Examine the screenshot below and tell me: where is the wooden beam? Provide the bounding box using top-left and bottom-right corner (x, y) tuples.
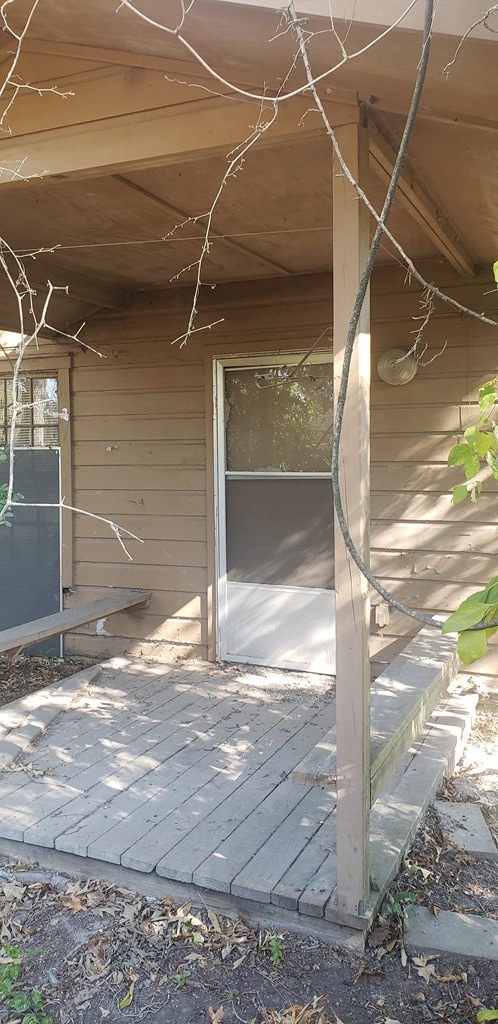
(333, 122), (371, 919)
(0, 95), (354, 189)
(25, 260), (127, 309)
(5, 65), (224, 136)
(367, 112), (477, 276)
(112, 174), (293, 277)
(21, 38), (258, 89)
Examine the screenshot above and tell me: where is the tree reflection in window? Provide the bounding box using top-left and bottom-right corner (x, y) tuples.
(225, 364), (333, 473)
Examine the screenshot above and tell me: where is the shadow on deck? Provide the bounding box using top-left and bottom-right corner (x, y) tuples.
(0, 656), (476, 943)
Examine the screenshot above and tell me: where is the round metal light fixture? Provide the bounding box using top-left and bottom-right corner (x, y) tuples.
(377, 348), (418, 386)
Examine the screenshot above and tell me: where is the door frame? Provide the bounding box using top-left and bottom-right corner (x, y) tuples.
(213, 351), (334, 668)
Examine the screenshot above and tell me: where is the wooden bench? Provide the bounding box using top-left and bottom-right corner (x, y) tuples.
(0, 589), (152, 661)
(292, 622), (459, 807)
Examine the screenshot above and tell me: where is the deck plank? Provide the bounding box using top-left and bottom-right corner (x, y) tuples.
(160, 705), (333, 885)
(31, 687), (249, 852)
(119, 694), (305, 872)
(292, 626), (458, 803)
(192, 745), (327, 896)
(28, 670), (228, 779)
(231, 787), (336, 904)
(58, 688), (274, 861)
(271, 816), (337, 911)
(298, 849), (338, 918)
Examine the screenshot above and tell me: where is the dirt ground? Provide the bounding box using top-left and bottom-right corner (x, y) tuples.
(0, 655), (496, 1024)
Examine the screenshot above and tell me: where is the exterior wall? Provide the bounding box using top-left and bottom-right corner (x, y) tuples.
(370, 266), (498, 682)
(2, 266), (497, 677)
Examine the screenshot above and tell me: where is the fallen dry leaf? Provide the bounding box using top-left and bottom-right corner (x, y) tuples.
(208, 1008), (224, 1024)
(118, 981), (135, 1009)
(412, 954), (438, 984)
(434, 971), (467, 983)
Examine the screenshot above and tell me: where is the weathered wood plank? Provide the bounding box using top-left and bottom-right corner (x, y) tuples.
(84, 700), (260, 868)
(74, 465), (206, 492)
(65, 588), (204, 619)
(333, 121), (371, 917)
(298, 849), (338, 918)
(270, 819), (336, 912)
(292, 727), (337, 787)
(26, 684), (239, 851)
(292, 626), (459, 806)
(0, 590), (151, 656)
(156, 702), (328, 884)
(72, 416), (205, 443)
(24, 671), (241, 847)
(231, 786), (335, 904)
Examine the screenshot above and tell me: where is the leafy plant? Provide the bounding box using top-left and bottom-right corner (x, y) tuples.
(257, 931), (285, 966)
(174, 968), (189, 989)
(448, 379), (498, 506)
(380, 888), (418, 927)
(445, 376), (498, 663)
(0, 942), (53, 1023)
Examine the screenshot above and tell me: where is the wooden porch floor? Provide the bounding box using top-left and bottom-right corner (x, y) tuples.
(0, 659), (340, 920)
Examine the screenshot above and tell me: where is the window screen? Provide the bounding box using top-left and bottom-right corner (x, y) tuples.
(225, 364), (333, 473)
(0, 377), (58, 447)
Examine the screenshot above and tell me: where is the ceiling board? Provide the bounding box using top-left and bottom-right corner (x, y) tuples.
(0, 129), (441, 297)
(5, 0), (495, 127)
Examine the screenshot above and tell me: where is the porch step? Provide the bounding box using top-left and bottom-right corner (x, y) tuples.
(0, 589), (151, 660)
(325, 688), (478, 930)
(292, 623), (459, 807)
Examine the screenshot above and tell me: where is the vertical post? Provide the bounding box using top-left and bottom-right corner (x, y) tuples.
(333, 122), (371, 918)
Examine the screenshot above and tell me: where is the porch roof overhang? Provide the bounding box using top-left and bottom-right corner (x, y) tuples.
(0, 0), (495, 331)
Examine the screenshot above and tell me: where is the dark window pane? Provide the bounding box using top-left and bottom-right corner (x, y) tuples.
(226, 478), (334, 588)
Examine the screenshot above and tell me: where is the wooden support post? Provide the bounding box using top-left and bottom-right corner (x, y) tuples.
(333, 122), (371, 918)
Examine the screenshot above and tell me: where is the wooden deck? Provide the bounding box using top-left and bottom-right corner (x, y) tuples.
(0, 655), (475, 934)
(0, 659), (339, 917)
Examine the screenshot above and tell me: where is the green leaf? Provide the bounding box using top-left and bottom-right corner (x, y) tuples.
(457, 628), (488, 665)
(475, 431), (493, 457)
(486, 451), (498, 479)
(448, 440), (482, 473)
(482, 577), (498, 602)
(479, 379), (498, 412)
(448, 443), (472, 467)
(477, 1009), (498, 1022)
(442, 602), (490, 634)
(493, 260), (498, 285)
(6, 990), (30, 1011)
(452, 484), (468, 504)
(464, 425), (480, 444)
(479, 380), (497, 413)
(463, 451), (480, 479)
(118, 981), (135, 1009)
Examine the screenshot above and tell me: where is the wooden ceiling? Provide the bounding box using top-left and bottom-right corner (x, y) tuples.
(0, 0), (496, 331)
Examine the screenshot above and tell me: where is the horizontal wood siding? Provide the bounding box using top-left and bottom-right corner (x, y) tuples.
(370, 270), (498, 678)
(4, 266), (497, 674)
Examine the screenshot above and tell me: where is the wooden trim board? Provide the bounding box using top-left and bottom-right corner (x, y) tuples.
(292, 624), (459, 807)
(0, 589), (151, 659)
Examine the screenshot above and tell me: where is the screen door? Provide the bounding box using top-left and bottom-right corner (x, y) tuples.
(215, 357), (335, 674)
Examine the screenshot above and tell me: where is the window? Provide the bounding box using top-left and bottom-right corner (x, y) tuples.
(0, 377), (59, 448)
